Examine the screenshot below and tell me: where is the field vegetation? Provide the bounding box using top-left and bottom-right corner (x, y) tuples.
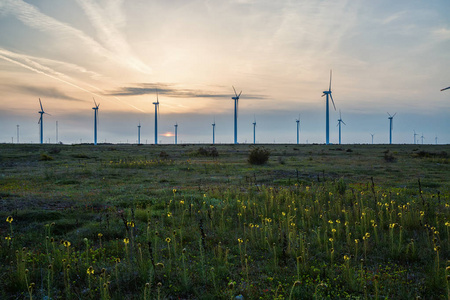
(0, 143), (449, 299)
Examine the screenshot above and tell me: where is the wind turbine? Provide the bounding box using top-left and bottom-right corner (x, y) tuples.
(252, 116), (256, 144)
(413, 130), (418, 145)
(337, 110), (346, 145)
(296, 115), (300, 145)
(92, 98), (100, 145)
(387, 112), (396, 144)
(212, 118), (216, 144)
(435, 135), (438, 145)
(38, 98), (50, 144)
(174, 122), (178, 145)
(322, 70), (336, 145)
(17, 125), (19, 144)
(153, 90), (160, 145)
(441, 86), (450, 91)
(137, 122), (141, 144)
(421, 133), (424, 145)
(231, 86), (242, 144)
(56, 121), (58, 144)
(370, 133), (374, 144)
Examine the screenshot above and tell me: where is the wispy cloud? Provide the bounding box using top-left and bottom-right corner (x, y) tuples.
(0, 48), (103, 97)
(1, 0), (151, 74)
(433, 27), (450, 41)
(107, 83), (267, 100)
(75, 0), (152, 74)
(380, 11), (406, 25)
(12, 85), (83, 102)
(0, 48), (146, 112)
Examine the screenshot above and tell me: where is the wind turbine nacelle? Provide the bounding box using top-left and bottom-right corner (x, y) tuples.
(232, 97), (238, 100)
(153, 102), (158, 105)
(323, 91), (331, 95)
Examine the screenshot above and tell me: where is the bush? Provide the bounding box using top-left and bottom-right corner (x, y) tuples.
(248, 147), (270, 165)
(39, 153), (54, 161)
(383, 150), (396, 163)
(159, 151), (170, 159)
(196, 147), (218, 157)
(48, 147), (61, 154)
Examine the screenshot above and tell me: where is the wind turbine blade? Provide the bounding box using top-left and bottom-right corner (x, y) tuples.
(330, 93), (336, 110)
(233, 86), (238, 97)
(392, 112), (397, 118)
(93, 97), (97, 107)
(339, 110), (342, 119)
(238, 90), (242, 98)
(329, 69), (332, 91)
(45, 113), (52, 116)
(387, 112), (392, 117)
(39, 98), (43, 111)
(342, 120), (346, 125)
(441, 86), (450, 91)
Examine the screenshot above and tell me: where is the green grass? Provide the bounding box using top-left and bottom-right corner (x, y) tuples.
(0, 143), (449, 299)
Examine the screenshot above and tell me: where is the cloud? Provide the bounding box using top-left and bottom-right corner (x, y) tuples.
(107, 83), (267, 100)
(433, 27), (450, 41)
(12, 85), (83, 102)
(75, 0), (152, 74)
(1, 0), (151, 74)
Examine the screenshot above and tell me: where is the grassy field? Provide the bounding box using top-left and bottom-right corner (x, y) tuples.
(0, 143), (449, 299)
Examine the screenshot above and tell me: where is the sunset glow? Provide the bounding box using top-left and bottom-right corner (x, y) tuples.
(0, 0), (448, 144)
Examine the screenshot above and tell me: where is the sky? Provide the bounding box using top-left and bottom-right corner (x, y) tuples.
(0, 0), (449, 145)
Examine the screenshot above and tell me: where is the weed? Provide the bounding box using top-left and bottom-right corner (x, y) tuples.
(248, 147), (270, 165)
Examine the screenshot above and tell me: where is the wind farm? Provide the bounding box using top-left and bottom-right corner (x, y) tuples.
(0, 1), (449, 299)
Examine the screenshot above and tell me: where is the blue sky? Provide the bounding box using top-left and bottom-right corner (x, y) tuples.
(0, 0), (449, 144)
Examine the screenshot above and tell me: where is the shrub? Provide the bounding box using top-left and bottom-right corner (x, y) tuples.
(39, 153), (54, 161)
(159, 151), (170, 159)
(48, 147), (61, 154)
(196, 147), (218, 157)
(248, 147), (270, 165)
(383, 150), (396, 163)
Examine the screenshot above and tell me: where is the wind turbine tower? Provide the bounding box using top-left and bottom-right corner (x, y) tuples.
(174, 123), (178, 145)
(296, 115), (300, 145)
(56, 121), (58, 144)
(38, 98), (50, 144)
(421, 133), (424, 145)
(435, 135), (438, 145)
(370, 133), (374, 144)
(252, 117), (256, 144)
(413, 130), (418, 145)
(17, 125), (19, 144)
(92, 98), (100, 145)
(231, 86), (242, 144)
(337, 110), (346, 145)
(212, 118), (216, 144)
(322, 70), (336, 145)
(153, 91), (160, 145)
(137, 122), (141, 144)
(387, 112), (396, 144)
